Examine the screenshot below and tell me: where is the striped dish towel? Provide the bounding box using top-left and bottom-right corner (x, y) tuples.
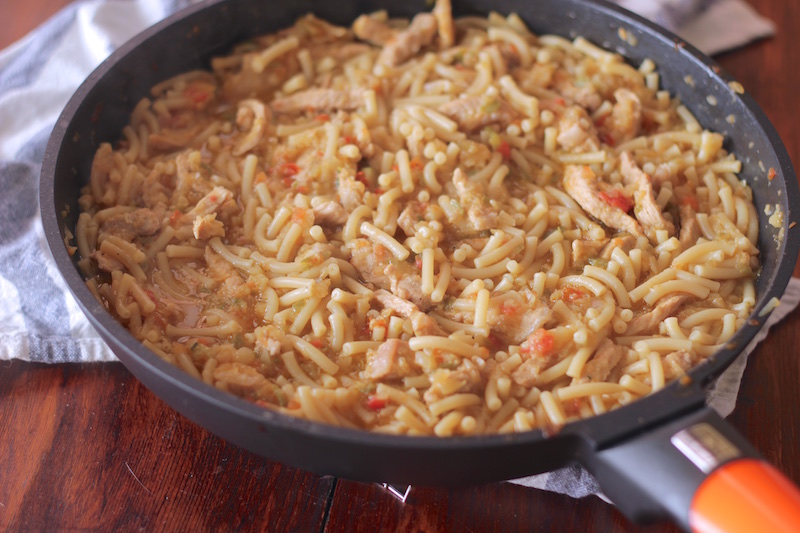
(0, 0), (786, 498)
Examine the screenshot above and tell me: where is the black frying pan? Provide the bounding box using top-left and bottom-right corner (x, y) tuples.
(39, 0), (800, 530)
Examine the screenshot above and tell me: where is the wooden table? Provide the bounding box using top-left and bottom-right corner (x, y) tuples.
(2, 1), (799, 531)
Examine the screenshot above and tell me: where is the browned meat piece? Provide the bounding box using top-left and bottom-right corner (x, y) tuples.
(620, 152), (675, 240)
(512, 350), (559, 387)
(601, 89), (642, 145)
(452, 168), (500, 231)
(433, 0), (455, 48)
(373, 289), (447, 336)
(312, 200), (349, 227)
(352, 14), (396, 45)
(438, 95), (518, 132)
(563, 165), (643, 236)
(626, 295), (691, 336)
(486, 294), (553, 345)
(664, 349), (694, 379)
(553, 70), (602, 111)
(270, 88), (365, 114)
(148, 127), (199, 152)
(580, 339), (624, 382)
(397, 202), (426, 236)
(572, 238), (609, 267)
(378, 13), (438, 67)
(193, 213), (225, 240)
(100, 208), (161, 241)
(679, 203), (700, 249)
(600, 234), (638, 260)
(364, 339), (414, 380)
(350, 240), (431, 310)
(557, 106), (600, 152)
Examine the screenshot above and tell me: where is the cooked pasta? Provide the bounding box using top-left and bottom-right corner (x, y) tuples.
(73, 1), (762, 436)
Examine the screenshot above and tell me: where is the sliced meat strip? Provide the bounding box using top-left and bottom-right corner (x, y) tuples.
(579, 339), (624, 382)
(307, 43), (372, 61)
(626, 294), (691, 336)
(563, 165), (643, 236)
(663, 349), (694, 379)
(620, 151), (675, 239)
(352, 14), (396, 46)
(193, 213), (225, 240)
(101, 208), (161, 241)
(601, 89), (642, 145)
(438, 95), (517, 132)
(452, 168), (499, 231)
(553, 71), (602, 111)
(312, 200), (348, 227)
(556, 106), (600, 152)
(511, 350), (558, 387)
(349, 240), (431, 310)
(378, 13), (438, 67)
(373, 289), (446, 336)
(396, 201), (426, 237)
(271, 88), (365, 114)
(364, 339), (414, 380)
(336, 173), (366, 211)
(189, 186), (234, 217)
(679, 203), (700, 249)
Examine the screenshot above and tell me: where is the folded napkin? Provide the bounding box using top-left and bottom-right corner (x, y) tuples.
(0, 0), (787, 498)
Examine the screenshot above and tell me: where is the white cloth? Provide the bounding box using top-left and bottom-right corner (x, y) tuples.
(0, 0), (788, 498)
(618, 0), (775, 55)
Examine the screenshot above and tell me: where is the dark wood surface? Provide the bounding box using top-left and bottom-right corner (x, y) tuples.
(2, 1), (799, 532)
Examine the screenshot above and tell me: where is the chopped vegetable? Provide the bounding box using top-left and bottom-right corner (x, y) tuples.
(366, 395), (388, 410)
(599, 190), (633, 212)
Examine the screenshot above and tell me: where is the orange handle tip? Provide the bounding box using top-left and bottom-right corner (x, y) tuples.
(690, 459), (800, 533)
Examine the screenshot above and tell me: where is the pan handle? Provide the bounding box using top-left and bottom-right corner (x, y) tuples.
(581, 406), (800, 531)
(689, 458), (800, 533)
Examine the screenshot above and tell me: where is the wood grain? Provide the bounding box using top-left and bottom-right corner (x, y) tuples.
(1, 1), (798, 532)
(0, 0), (74, 49)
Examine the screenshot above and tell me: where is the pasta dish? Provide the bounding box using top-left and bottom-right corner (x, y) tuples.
(72, 1), (761, 436)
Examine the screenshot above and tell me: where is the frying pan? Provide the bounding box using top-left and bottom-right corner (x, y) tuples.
(40, 0), (800, 530)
